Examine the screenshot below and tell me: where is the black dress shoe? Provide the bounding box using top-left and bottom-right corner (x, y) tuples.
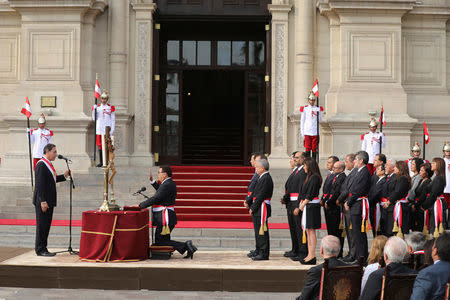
(283, 251), (297, 258)
(252, 254), (269, 261)
(37, 251), (56, 257)
(184, 240), (197, 259)
(290, 256), (301, 261)
(300, 257), (316, 265)
(247, 250), (258, 258)
(96, 163), (103, 168)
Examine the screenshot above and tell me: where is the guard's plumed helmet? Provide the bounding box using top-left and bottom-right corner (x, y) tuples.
(307, 91), (316, 101)
(369, 118), (378, 128)
(38, 116), (46, 124)
(411, 142), (421, 152)
(444, 142), (450, 152)
(101, 90), (109, 100)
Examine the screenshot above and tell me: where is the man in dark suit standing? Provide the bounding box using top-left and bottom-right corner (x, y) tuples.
(296, 235), (348, 300)
(360, 236), (416, 300)
(324, 161), (346, 256)
(245, 153), (264, 258)
(410, 231), (450, 300)
(368, 164), (386, 237)
(345, 150), (371, 261)
(282, 151), (307, 260)
(321, 156), (339, 236)
(337, 153), (357, 262)
(33, 143), (69, 256)
(138, 166), (197, 259)
(248, 158), (274, 260)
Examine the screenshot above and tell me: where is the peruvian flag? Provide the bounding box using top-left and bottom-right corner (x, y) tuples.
(20, 97), (32, 118)
(379, 105), (386, 126)
(423, 121), (430, 144)
(94, 79), (101, 99)
(311, 78), (319, 97)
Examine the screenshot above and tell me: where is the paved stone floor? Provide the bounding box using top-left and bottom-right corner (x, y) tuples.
(0, 288), (299, 300)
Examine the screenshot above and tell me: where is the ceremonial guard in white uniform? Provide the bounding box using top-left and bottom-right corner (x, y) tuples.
(92, 91), (115, 167)
(300, 92), (323, 160)
(30, 114), (53, 170)
(406, 143), (428, 177)
(361, 119), (385, 175)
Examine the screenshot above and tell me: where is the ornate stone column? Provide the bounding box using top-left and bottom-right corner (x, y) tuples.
(268, 3), (292, 168)
(109, 0), (128, 111)
(292, 0), (314, 150)
(130, 1), (156, 167)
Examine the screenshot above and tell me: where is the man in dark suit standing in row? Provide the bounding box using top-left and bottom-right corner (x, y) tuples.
(345, 150), (371, 262)
(33, 143), (69, 256)
(282, 151), (307, 261)
(337, 153), (357, 262)
(248, 158), (274, 260)
(296, 235), (347, 300)
(323, 161), (346, 256)
(138, 166), (197, 259)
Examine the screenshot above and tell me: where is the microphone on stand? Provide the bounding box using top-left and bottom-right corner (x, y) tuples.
(57, 154), (72, 162)
(133, 186), (146, 195)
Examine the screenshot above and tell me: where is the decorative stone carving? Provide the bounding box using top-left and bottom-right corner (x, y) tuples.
(136, 22), (150, 145)
(274, 23), (285, 147)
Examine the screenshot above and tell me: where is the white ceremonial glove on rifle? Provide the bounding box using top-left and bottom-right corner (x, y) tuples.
(111, 135), (115, 146)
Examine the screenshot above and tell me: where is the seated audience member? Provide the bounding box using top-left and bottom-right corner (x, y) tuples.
(360, 236), (417, 300)
(296, 235), (347, 300)
(361, 235), (388, 293)
(404, 232), (427, 269)
(422, 238), (435, 267)
(410, 231), (450, 300)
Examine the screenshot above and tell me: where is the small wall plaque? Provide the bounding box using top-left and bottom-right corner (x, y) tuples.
(41, 96), (56, 108)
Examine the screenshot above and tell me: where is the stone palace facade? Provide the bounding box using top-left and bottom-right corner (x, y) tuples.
(0, 0), (449, 184)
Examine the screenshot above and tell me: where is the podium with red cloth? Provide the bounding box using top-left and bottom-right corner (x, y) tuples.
(79, 208), (149, 262)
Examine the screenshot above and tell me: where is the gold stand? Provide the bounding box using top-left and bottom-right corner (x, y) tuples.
(98, 127), (120, 212)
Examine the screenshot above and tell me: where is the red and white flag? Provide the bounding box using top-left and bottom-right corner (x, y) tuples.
(311, 78), (319, 97)
(94, 79), (101, 99)
(379, 105), (386, 126)
(20, 97), (32, 118)
(423, 121), (430, 144)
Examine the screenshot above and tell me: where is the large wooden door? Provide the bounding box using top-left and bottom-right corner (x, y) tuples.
(152, 20), (270, 165)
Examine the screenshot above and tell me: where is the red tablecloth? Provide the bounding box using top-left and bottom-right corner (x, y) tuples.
(79, 209), (149, 262)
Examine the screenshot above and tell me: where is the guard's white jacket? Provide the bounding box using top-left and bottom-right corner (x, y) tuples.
(300, 105), (323, 137)
(361, 131), (386, 164)
(92, 103), (115, 135)
(29, 128), (53, 158)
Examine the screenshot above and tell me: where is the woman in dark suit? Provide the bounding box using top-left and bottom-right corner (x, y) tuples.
(388, 161), (411, 237)
(421, 157), (447, 237)
(295, 157), (322, 265)
(411, 163), (432, 232)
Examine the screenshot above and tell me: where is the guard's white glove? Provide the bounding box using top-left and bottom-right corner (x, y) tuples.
(27, 128), (30, 133)
(111, 135), (115, 146)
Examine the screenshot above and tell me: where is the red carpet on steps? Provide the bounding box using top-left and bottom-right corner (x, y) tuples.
(171, 165), (255, 222)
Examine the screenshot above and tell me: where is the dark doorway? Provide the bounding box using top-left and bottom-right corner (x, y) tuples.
(182, 70), (245, 164)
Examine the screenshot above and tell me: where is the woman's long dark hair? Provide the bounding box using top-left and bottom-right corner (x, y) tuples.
(304, 157), (322, 186)
(395, 160), (411, 189)
(432, 157), (445, 178)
